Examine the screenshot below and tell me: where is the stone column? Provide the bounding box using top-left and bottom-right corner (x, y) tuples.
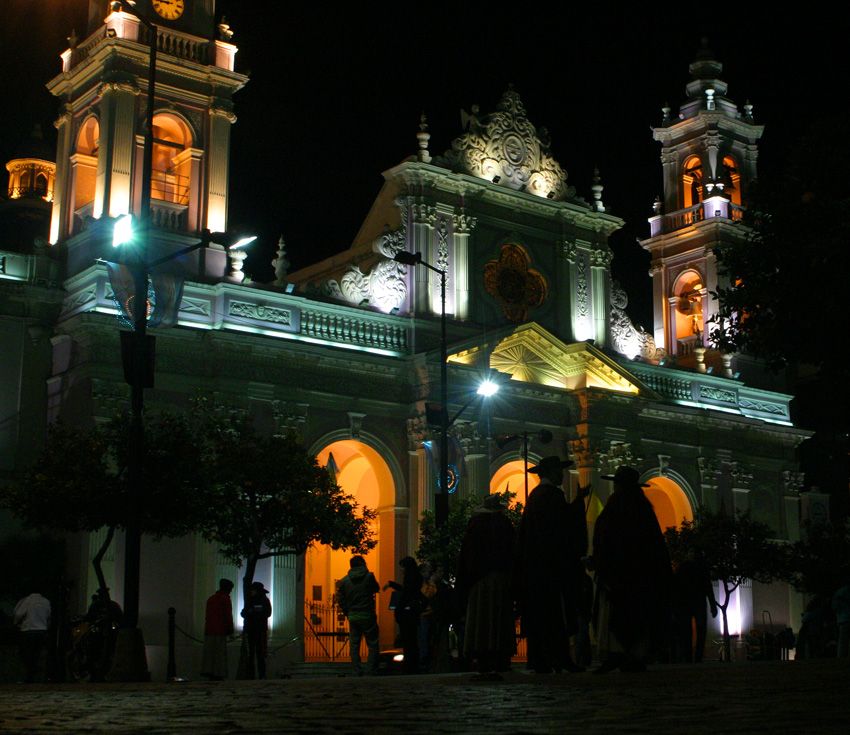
(50, 107), (73, 244)
(206, 104), (236, 234)
(451, 210), (476, 320)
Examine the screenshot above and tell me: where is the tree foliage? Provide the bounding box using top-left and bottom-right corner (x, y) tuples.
(0, 413), (208, 594)
(788, 520), (850, 598)
(710, 113), (850, 381)
(195, 407), (375, 593)
(665, 507), (790, 660)
(417, 491), (522, 582)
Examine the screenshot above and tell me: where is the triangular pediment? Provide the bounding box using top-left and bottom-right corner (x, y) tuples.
(449, 322), (645, 395)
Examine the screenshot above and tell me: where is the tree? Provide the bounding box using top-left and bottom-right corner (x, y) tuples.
(0, 413), (207, 599)
(665, 507), (790, 661)
(195, 408), (376, 600)
(710, 113), (850, 384)
(417, 491), (522, 582)
(788, 520), (850, 599)
(710, 114), (850, 514)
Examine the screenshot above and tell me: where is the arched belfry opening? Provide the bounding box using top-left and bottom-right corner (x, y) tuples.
(150, 113), (194, 206)
(644, 475), (694, 532)
(304, 440), (397, 658)
(672, 269), (705, 354)
(682, 155), (703, 209)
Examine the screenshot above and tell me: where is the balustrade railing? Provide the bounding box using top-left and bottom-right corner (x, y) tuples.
(301, 309), (408, 352)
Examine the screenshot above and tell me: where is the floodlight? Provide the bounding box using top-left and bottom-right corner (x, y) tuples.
(113, 214), (134, 248)
(476, 379), (499, 397)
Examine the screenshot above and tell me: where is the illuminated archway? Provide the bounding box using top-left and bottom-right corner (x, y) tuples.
(151, 113), (193, 204)
(72, 116), (99, 219)
(673, 269), (705, 350)
(723, 155), (742, 206)
(644, 475), (694, 532)
(682, 155), (703, 208)
(489, 458), (540, 503)
(305, 439), (396, 657)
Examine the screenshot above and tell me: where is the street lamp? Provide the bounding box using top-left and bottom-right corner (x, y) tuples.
(394, 250), (450, 525)
(109, 214), (254, 679)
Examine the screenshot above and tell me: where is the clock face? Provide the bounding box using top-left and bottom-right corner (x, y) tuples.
(152, 0), (185, 21)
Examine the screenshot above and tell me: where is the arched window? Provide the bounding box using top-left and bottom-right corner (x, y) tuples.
(723, 155), (742, 206)
(150, 113), (193, 205)
(673, 270), (705, 353)
(73, 117), (99, 215)
(682, 155), (703, 209)
(35, 172), (49, 199)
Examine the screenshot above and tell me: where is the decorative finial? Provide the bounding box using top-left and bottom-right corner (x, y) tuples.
(705, 88), (715, 111)
(416, 113), (431, 163)
(652, 195), (662, 215)
(217, 17), (234, 41)
(68, 29), (78, 48)
(661, 103), (671, 124)
(272, 235), (290, 286)
(743, 100), (754, 122)
(591, 167), (605, 213)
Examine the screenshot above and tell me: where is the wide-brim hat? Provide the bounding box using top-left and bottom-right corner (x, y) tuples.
(528, 456), (574, 475)
(482, 493), (507, 510)
(601, 465), (650, 487)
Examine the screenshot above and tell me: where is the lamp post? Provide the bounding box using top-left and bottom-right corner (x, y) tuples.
(394, 250), (450, 526)
(107, 1), (157, 648)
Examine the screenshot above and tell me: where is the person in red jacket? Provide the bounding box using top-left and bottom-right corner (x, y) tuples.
(201, 579), (234, 680)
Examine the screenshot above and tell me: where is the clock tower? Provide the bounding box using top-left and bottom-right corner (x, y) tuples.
(48, 0), (247, 279)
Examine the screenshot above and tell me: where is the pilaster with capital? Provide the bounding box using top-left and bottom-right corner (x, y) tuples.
(50, 107), (74, 243)
(206, 105), (237, 234)
(697, 456), (721, 510)
(782, 470), (805, 541)
(97, 81), (139, 220)
(589, 248), (613, 347)
(451, 209), (476, 320)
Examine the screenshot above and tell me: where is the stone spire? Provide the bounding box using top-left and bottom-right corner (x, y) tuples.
(591, 167), (605, 212)
(272, 235), (290, 286)
(416, 113), (431, 163)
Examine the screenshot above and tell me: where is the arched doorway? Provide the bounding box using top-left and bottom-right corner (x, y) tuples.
(304, 440), (396, 659)
(489, 458), (540, 503)
(644, 475), (694, 532)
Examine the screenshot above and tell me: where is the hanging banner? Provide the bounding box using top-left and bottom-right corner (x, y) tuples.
(423, 436), (466, 494)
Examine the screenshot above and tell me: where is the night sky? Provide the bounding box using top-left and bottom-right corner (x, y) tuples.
(0, 3), (839, 328)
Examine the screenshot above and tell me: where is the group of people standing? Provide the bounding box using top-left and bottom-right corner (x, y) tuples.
(459, 458), (672, 675)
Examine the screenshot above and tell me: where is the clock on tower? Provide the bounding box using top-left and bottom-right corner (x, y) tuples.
(152, 0), (185, 21)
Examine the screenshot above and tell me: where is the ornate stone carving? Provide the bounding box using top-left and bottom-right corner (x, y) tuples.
(406, 411), (429, 451)
(437, 87), (575, 201)
(449, 421), (489, 456)
(782, 470), (805, 496)
(589, 248), (613, 269)
(698, 385), (737, 405)
(610, 281), (657, 360)
(229, 301), (293, 325)
(348, 412), (366, 439)
(452, 211), (477, 234)
(596, 441), (639, 474)
(271, 401), (308, 434)
(435, 216), (449, 280)
(484, 243), (547, 323)
(729, 461), (753, 489)
(576, 252), (589, 319)
(561, 240), (578, 261)
(697, 456), (721, 485)
(323, 228), (408, 313)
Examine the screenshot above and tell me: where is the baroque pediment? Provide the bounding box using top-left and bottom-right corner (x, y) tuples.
(449, 322), (644, 395)
(436, 88), (574, 201)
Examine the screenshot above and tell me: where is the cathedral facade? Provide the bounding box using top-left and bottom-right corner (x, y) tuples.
(0, 2), (818, 676)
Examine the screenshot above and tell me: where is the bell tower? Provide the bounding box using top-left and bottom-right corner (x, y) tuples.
(640, 42), (763, 361)
(47, 0), (247, 278)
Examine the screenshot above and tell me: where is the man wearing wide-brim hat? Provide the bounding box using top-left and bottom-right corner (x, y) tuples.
(241, 581), (272, 679)
(515, 455), (588, 673)
(591, 465), (671, 673)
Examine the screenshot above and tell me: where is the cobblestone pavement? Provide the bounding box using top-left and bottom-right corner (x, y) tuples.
(1, 660), (848, 734)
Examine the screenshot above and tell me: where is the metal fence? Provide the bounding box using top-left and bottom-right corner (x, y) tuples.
(303, 600), (368, 662)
